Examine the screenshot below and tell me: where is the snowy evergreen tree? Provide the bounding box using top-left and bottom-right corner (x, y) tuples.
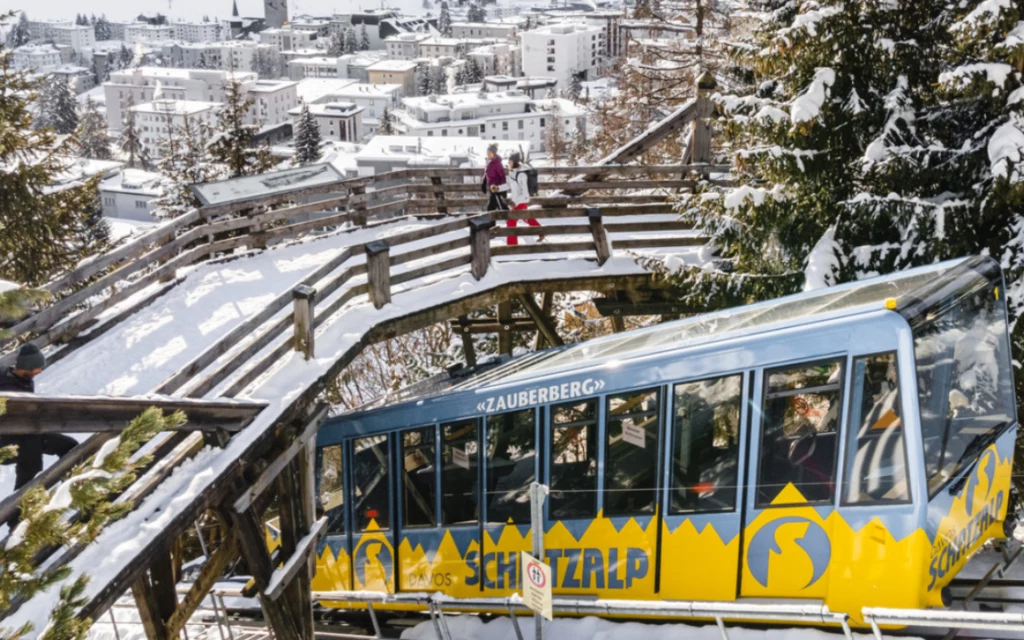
(6, 12), (30, 49)
(454, 64), (468, 87)
(544, 103), (567, 165)
(464, 57), (483, 83)
(207, 80), (274, 178)
(343, 27), (357, 54)
(254, 47), (279, 78)
(378, 106), (397, 135)
(0, 49), (107, 285)
(94, 15), (112, 40)
(327, 31), (344, 56)
(76, 96), (111, 159)
(195, 50), (212, 69)
(44, 76), (79, 135)
(293, 101), (322, 164)
(416, 69), (432, 95)
(467, 3), (485, 22)
(428, 67), (445, 95)
(567, 74), (582, 102)
(359, 23), (371, 51)
(439, 2), (453, 37)
(118, 93), (150, 170)
(152, 113), (222, 218)
(118, 43), (134, 68)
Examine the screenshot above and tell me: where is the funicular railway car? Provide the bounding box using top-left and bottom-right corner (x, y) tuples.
(310, 256), (1017, 622)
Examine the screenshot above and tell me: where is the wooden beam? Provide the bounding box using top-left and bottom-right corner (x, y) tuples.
(149, 550), (179, 624)
(517, 294), (564, 347)
(469, 215), (494, 281)
(587, 208), (611, 266)
(365, 240), (391, 310)
(265, 517), (327, 601)
(497, 301), (513, 356)
(131, 574), (170, 640)
(593, 298), (700, 317)
(232, 406), (326, 514)
(292, 285), (316, 360)
(166, 534), (239, 637)
(0, 395), (267, 435)
(534, 292), (554, 351)
(452, 318), (538, 333)
(456, 315), (477, 368)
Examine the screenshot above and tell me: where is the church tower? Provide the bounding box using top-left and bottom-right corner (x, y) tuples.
(264, 0), (288, 28)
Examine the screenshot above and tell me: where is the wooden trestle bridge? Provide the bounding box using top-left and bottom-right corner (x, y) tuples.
(0, 93), (724, 640)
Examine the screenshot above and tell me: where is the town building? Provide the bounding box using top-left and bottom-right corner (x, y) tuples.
(330, 11), (433, 51)
(467, 42), (521, 78)
(131, 99), (221, 159)
(247, 79), (300, 127)
(451, 22), (518, 40)
(395, 90), (584, 151)
(417, 37), (466, 59)
(51, 65), (96, 93)
(366, 60), (418, 97)
(520, 22), (604, 90)
(289, 15), (333, 38)
(99, 169), (163, 221)
(260, 28), (319, 51)
(287, 56), (345, 80)
(291, 102), (363, 142)
(104, 67), (258, 132)
(340, 51), (389, 83)
(172, 21), (224, 43)
(50, 24), (96, 51)
(384, 33), (431, 60)
(124, 24), (177, 45)
(353, 136), (528, 175)
(11, 44), (63, 72)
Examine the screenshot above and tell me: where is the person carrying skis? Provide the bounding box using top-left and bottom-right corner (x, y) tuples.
(499, 152), (542, 245)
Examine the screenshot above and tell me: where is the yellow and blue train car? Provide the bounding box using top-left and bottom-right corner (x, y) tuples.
(310, 256), (1017, 623)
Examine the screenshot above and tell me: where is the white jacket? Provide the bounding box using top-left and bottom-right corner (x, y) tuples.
(500, 168), (530, 206)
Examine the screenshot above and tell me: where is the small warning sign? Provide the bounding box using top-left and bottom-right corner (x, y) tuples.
(521, 551), (552, 620)
(453, 446), (469, 470)
(622, 422), (646, 448)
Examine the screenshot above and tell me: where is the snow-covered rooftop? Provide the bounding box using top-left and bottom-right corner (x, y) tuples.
(99, 168), (163, 196)
(366, 59), (418, 72)
(248, 79), (298, 93)
(357, 135), (529, 167)
(295, 78), (359, 103)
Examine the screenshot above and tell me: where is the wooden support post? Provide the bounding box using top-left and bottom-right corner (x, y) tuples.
(276, 458), (315, 640)
(456, 315), (477, 368)
(230, 507), (304, 640)
(292, 285), (316, 360)
(131, 574), (169, 640)
(610, 292), (626, 333)
(497, 300), (513, 356)
(350, 184), (367, 226)
(587, 208), (611, 266)
(688, 71), (717, 166)
(166, 534), (239, 638)
(533, 292), (554, 351)
(469, 215), (494, 281)
(365, 240), (391, 309)
(431, 176), (449, 214)
(149, 550), (178, 624)
(517, 294), (564, 347)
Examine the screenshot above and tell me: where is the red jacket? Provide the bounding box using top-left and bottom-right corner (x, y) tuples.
(485, 155), (506, 187)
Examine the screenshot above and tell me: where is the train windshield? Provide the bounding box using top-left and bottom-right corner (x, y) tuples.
(903, 259), (1016, 496)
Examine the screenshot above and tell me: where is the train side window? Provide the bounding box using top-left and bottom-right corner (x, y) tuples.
(550, 399), (598, 520)
(486, 409), (535, 524)
(318, 444), (345, 533)
(671, 375), (742, 513)
(605, 388), (661, 515)
(441, 420), (479, 525)
(401, 427), (437, 527)
(757, 359), (844, 506)
(843, 353), (910, 505)
(353, 436), (390, 531)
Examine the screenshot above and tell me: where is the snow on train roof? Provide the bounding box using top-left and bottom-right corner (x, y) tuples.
(455, 258), (964, 391)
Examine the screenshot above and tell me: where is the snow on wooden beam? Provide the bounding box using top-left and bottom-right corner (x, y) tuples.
(265, 516), (327, 601)
(0, 394), (269, 435)
(232, 405), (327, 514)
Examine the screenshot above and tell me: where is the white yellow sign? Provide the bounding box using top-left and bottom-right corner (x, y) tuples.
(521, 551), (553, 621)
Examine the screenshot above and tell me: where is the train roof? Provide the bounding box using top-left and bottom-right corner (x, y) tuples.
(330, 256), (979, 429)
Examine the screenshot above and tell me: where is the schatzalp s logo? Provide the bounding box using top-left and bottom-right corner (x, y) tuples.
(476, 378), (606, 413)
(353, 536), (393, 587)
(747, 517), (831, 589)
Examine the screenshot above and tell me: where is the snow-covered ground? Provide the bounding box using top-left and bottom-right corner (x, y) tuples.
(399, 615), (914, 640)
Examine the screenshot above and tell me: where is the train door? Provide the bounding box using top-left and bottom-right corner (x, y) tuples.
(480, 408), (539, 597)
(349, 434), (397, 593)
(312, 440), (352, 593)
(395, 420), (482, 598)
(658, 372), (747, 601)
(739, 358), (847, 600)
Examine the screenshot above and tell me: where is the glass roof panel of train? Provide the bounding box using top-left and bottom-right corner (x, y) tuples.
(485, 259), (963, 385)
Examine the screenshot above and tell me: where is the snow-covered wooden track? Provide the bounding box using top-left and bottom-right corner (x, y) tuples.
(0, 161), (723, 639)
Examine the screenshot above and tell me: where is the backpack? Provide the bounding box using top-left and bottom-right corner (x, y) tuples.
(522, 162), (539, 196)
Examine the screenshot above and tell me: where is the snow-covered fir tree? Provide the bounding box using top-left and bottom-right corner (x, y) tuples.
(207, 80), (274, 178)
(254, 48), (279, 78)
(545, 103), (568, 166)
(378, 106), (397, 135)
(152, 113), (222, 218)
(567, 74), (582, 102)
(6, 12), (30, 49)
(0, 49), (107, 285)
(43, 76), (79, 135)
(293, 101), (322, 164)
(417, 69), (432, 96)
(94, 15), (112, 40)
(76, 97), (111, 160)
(343, 27), (357, 54)
(467, 3), (485, 22)
(118, 93), (149, 170)
(327, 31), (344, 56)
(359, 23), (371, 51)
(439, 2), (453, 37)
(118, 43), (134, 69)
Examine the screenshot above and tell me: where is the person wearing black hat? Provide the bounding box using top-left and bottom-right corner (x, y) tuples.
(0, 344), (77, 492)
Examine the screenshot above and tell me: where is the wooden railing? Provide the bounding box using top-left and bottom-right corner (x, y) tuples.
(0, 163), (727, 371)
